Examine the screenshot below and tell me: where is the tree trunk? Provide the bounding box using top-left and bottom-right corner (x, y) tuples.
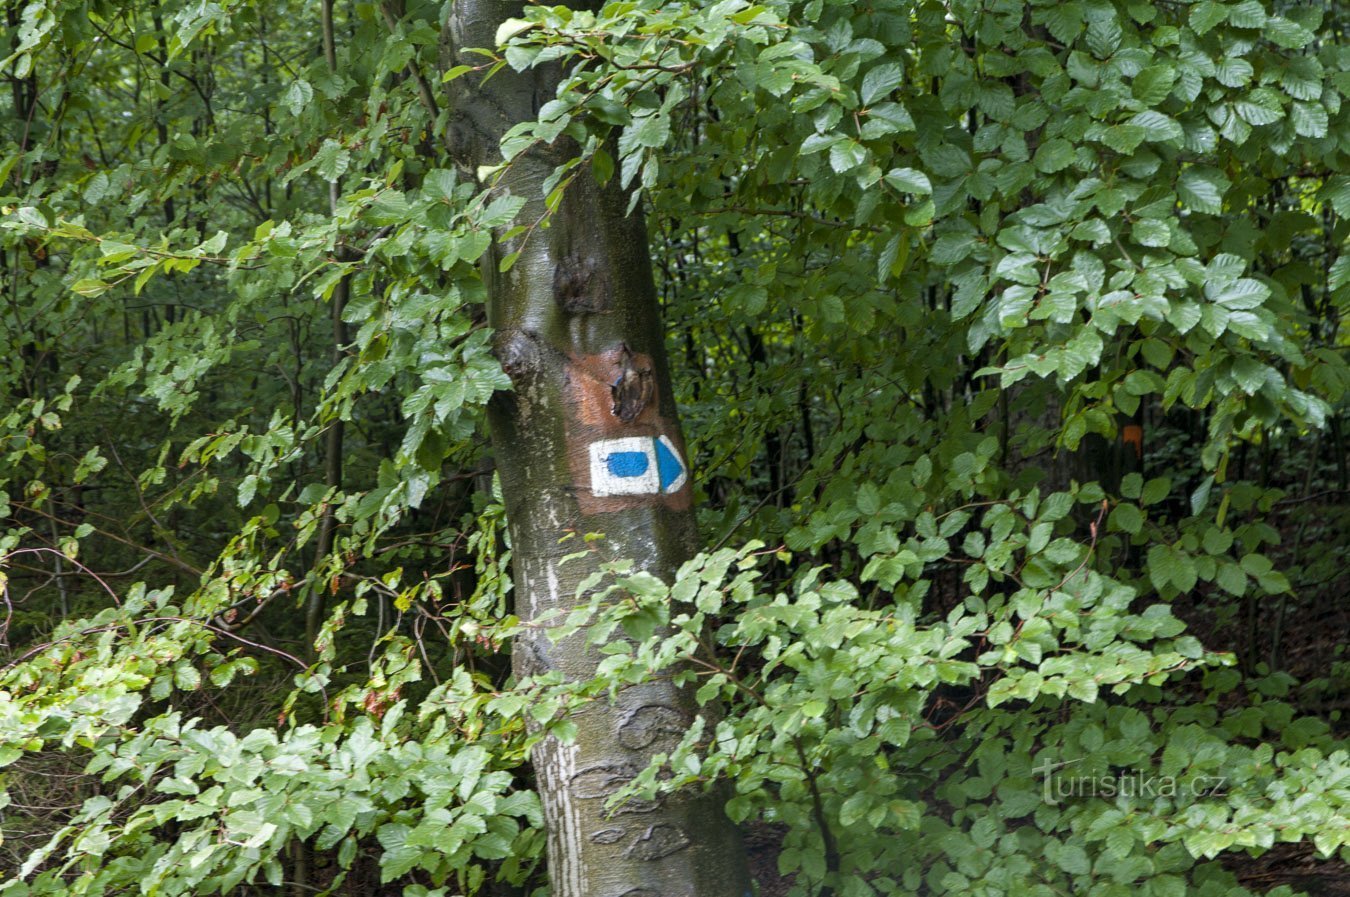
(442, 5), (751, 897)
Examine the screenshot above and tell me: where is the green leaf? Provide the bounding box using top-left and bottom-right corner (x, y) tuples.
(494, 18), (535, 44)
(1106, 827), (1135, 860)
(238, 474), (259, 507)
(1102, 124), (1146, 154)
(1215, 58), (1254, 88)
(1177, 168), (1228, 214)
(1190, 476), (1214, 516)
(1231, 356), (1269, 393)
(1215, 561), (1248, 596)
(480, 193), (526, 227)
(829, 138), (867, 173)
(173, 663), (201, 691)
(884, 167), (931, 195)
(1189, 1), (1228, 33)
(70, 278), (110, 297)
(283, 79), (313, 116)
(1234, 97), (1283, 127)
(1265, 17), (1314, 48)
(1141, 477), (1171, 506)
(83, 171), (110, 205)
(377, 824), (422, 881)
(1202, 527), (1233, 555)
(1132, 219), (1170, 247)
(1207, 278), (1269, 310)
(1148, 543), (1192, 592)
(859, 102), (915, 137)
(627, 113), (671, 149)
(1033, 138), (1075, 173)
(1227, 0), (1267, 28)
(1133, 64), (1176, 105)
(1109, 502), (1143, 535)
(861, 63), (904, 105)
(1129, 110), (1184, 143)
(1043, 3), (1084, 43)
(1291, 102), (1328, 138)
(1067, 678), (1098, 703)
(1051, 842), (1091, 875)
(314, 139), (350, 182)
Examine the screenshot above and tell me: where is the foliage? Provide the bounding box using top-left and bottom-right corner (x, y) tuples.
(0, 0), (1348, 895)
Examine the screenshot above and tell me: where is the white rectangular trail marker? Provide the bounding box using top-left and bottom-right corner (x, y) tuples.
(589, 435), (688, 497)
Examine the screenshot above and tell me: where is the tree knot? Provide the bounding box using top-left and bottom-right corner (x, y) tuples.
(611, 343), (655, 422)
(554, 254), (610, 314)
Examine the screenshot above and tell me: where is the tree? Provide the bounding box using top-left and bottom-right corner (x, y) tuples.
(443, 2), (750, 895)
(0, 1), (1348, 896)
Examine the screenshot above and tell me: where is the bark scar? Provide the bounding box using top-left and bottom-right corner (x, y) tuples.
(611, 343), (655, 422)
(554, 253), (610, 314)
(625, 823), (692, 861)
(493, 328), (543, 382)
(617, 704), (690, 751)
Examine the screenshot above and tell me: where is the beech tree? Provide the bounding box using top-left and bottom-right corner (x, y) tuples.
(442, 2), (749, 894)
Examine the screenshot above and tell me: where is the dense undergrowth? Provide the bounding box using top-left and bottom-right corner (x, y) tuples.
(0, 0), (1348, 894)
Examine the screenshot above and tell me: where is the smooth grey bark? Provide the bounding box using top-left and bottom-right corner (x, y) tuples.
(442, 5), (751, 897)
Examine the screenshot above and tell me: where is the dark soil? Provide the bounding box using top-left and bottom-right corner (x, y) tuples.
(1224, 843), (1350, 897)
(747, 823), (793, 897)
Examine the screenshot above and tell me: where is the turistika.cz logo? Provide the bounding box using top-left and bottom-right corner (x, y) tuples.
(1033, 757), (1228, 804)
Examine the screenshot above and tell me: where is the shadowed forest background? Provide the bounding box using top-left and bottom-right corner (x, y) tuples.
(0, 0), (1348, 895)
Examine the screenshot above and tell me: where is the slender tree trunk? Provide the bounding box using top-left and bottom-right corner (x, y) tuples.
(443, 5), (750, 897)
(307, 0), (351, 656)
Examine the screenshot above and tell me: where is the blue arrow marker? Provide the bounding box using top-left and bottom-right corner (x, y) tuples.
(655, 435), (687, 494)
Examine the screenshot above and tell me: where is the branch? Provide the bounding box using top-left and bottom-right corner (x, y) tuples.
(378, 3), (440, 123)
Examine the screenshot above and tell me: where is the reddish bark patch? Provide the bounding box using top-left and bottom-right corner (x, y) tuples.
(564, 346), (692, 515)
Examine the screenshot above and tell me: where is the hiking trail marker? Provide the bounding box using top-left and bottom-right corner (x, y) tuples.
(562, 346), (693, 513)
(589, 435), (688, 497)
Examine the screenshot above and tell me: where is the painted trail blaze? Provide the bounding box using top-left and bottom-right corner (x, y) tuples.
(563, 347), (693, 513)
(590, 435), (688, 497)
